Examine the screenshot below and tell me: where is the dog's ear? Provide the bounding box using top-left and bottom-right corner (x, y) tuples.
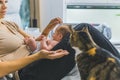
(69, 25), (75, 34)
(82, 27), (97, 46)
(82, 27), (89, 33)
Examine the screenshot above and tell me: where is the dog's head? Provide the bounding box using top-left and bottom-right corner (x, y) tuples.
(69, 26), (96, 52)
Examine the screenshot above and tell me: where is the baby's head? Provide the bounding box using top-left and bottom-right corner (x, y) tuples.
(52, 24), (71, 41)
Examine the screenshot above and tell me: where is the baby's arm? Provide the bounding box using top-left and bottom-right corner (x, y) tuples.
(46, 40), (59, 50)
(40, 37), (52, 50)
(40, 37), (58, 50)
(40, 36), (49, 50)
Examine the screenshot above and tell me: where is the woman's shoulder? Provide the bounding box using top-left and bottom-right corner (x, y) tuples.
(2, 20), (17, 25)
(2, 20), (19, 30)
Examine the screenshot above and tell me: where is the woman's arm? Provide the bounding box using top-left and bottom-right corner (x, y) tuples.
(18, 28), (31, 38)
(0, 49), (68, 77)
(0, 52), (41, 77)
(17, 17), (62, 41)
(36, 17), (62, 41)
(18, 17), (62, 41)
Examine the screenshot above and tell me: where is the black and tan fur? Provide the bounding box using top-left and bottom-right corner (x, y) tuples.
(69, 27), (120, 80)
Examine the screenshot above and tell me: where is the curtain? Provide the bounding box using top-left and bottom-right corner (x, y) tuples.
(20, 0), (30, 29)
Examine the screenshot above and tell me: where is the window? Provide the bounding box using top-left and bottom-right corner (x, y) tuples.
(66, 3), (120, 42)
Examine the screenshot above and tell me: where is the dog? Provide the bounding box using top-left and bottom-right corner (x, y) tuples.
(69, 26), (120, 80)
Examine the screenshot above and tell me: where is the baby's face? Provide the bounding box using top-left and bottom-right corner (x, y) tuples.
(52, 30), (59, 40)
(52, 30), (62, 41)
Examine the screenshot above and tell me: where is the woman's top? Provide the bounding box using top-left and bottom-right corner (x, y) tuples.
(0, 20), (30, 61)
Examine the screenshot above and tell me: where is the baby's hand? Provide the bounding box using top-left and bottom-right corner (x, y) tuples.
(39, 35), (44, 40)
(24, 37), (37, 51)
(39, 35), (48, 41)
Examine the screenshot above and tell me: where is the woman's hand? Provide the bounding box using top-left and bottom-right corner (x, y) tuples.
(36, 49), (69, 60)
(41, 17), (63, 36)
(47, 17), (63, 30)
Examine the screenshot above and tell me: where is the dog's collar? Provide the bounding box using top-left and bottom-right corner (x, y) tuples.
(87, 47), (96, 56)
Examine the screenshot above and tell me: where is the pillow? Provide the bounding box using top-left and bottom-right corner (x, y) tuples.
(93, 24), (112, 40)
(69, 23), (112, 40)
(19, 33), (76, 80)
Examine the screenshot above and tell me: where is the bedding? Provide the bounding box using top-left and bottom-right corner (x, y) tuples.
(19, 32), (76, 80)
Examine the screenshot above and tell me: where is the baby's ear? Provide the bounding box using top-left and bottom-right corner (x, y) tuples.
(59, 33), (63, 40)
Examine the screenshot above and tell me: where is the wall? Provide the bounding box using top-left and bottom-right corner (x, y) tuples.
(66, 0), (120, 3)
(39, 0), (120, 42)
(66, 9), (120, 42)
(39, 0), (66, 31)
(66, 0), (120, 42)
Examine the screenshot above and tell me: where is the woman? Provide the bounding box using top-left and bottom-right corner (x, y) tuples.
(0, 0), (68, 79)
